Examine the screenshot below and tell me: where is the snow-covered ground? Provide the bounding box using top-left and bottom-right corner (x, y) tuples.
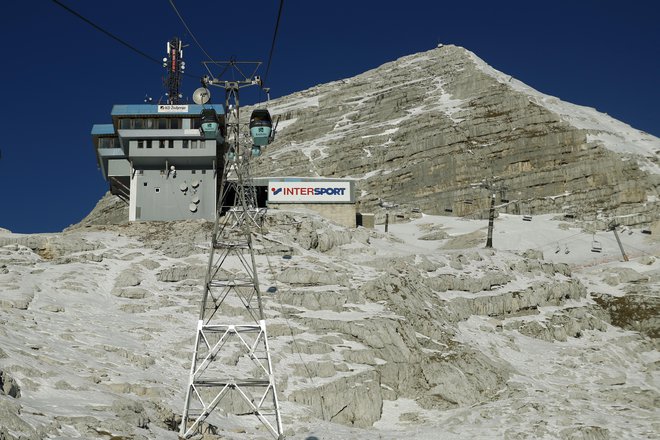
(380, 213), (656, 266)
(0, 211), (658, 440)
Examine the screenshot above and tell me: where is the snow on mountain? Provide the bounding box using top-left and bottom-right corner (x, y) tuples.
(1, 209), (658, 439)
(467, 51), (660, 174)
(251, 45), (659, 226)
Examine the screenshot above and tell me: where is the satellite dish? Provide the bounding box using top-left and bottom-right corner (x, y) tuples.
(193, 87), (211, 105)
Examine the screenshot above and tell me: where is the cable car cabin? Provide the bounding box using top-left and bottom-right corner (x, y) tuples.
(200, 109), (221, 139)
(249, 109), (272, 146)
(251, 146), (262, 157)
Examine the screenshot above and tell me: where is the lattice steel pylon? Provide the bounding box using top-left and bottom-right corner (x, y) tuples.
(164, 37), (184, 105)
(180, 76), (283, 439)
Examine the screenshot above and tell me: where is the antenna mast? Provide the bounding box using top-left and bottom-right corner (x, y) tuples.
(180, 62), (283, 439)
(163, 36), (185, 104)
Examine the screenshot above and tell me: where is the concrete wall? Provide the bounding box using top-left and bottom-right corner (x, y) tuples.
(357, 213), (375, 228)
(127, 139), (216, 167)
(132, 168), (216, 221)
(270, 203), (356, 228)
(107, 159), (130, 177)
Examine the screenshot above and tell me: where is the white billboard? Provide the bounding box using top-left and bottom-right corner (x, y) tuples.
(268, 180), (352, 203)
(158, 104), (189, 113)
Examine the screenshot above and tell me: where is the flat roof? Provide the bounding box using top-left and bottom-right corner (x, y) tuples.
(111, 104), (224, 116)
(91, 124), (115, 136)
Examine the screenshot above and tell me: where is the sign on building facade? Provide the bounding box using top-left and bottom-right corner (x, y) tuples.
(268, 180), (353, 203)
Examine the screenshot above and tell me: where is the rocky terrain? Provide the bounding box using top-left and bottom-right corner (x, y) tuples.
(0, 207), (658, 439)
(251, 44), (659, 226)
(1, 45), (659, 439)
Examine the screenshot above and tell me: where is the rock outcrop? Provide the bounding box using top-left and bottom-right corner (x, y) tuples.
(70, 191), (129, 229)
(0, 209), (658, 439)
(249, 45), (659, 227)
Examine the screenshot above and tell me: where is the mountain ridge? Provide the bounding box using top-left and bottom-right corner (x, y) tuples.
(249, 44), (658, 227)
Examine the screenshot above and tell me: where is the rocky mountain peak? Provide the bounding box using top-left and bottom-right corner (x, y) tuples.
(251, 44), (659, 227)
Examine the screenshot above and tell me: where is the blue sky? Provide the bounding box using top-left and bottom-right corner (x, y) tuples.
(1, 1), (658, 233)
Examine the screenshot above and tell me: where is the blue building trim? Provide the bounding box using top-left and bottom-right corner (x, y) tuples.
(91, 124), (116, 135)
(111, 104), (224, 116)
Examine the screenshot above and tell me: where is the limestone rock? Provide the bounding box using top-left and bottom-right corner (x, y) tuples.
(0, 399), (47, 440)
(418, 230), (449, 240)
(112, 287), (151, 299)
(420, 349), (510, 408)
(0, 371), (20, 398)
(157, 264), (208, 282)
(289, 370), (382, 428)
(111, 398), (150, 429)
(0, 234), (100, 260)
(277, 267), (348, 286)
(602, 267), (649, 286)
(115, 270), (142, 288)
(67, 191), (129, 229)
(594, 290), (659, 338)
(249, 45), (659, 227)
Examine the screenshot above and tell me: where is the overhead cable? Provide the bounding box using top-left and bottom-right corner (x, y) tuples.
(168, 0), (215, 62)
(263, 0), (284, 86)
(51, 0), (201, 78)
(52, 0), (162, 65)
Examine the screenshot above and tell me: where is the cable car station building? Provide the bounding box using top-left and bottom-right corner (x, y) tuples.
(92, 103), (225, 221)
(92, 104), (358, 227)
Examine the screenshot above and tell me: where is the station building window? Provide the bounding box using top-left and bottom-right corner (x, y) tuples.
(118, 117), (183, 130)
(98, 137), (119, 149)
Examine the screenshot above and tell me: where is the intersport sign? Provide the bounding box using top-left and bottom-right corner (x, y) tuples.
(268, 180), (352, 203)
